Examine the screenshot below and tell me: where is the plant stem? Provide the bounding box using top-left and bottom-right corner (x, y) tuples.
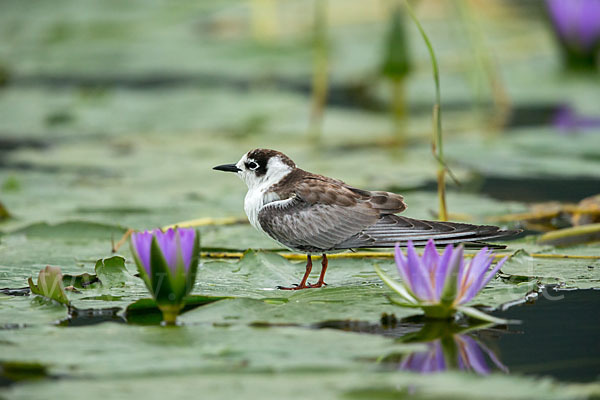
(159, 304), (183, 326)
(404, 0), (448, 221)
(391, 78), (406, 146)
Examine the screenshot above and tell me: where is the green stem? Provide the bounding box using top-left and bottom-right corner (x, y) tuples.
(404, 0), (447, 221)
(391, 78), (406, 145)
(158, 304), (183, 326)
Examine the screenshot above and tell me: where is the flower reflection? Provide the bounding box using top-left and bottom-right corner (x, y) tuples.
(392, 322), (508, 375)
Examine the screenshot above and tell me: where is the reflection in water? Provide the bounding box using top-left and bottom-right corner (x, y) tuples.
(398, 333), (507, 375)
(386, 321), (508, 375)
(314, 289), (599, 381)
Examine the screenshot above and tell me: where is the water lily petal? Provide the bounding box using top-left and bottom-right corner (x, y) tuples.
(469, 248), (493, 277)
(422, 239), (439, 274)
(455, 246), (467, 297)
(131, 230), (153, 276)
(406, 241), (436, 301)
(423, 239), (441, 298)
(459, 248), (494, 304)
(154, 228), (178, 272)
(434, 244), (454, 301)
(478, 255), (509, 291)
(394, 242), (411, 286)
(440, 245), (464, 305)
(177, 228), (196, 271)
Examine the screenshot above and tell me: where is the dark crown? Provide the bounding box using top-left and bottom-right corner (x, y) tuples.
(247, 149), (296, 169)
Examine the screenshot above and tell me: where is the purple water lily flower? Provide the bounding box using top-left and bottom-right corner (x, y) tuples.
(399, 334), (508, 375)
(131, 228), (197, 275)
(375, 239), (508, 322)
(546, 0), (600, 69)
(130, 227), (200, 324)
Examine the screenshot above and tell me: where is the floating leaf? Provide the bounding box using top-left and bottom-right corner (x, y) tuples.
(61, 272), (100, 289)
(94, 256), (131, 287)
(57, 257), (129, 290)
(11, 221), (128, 240)
(125, 295), (225, 325)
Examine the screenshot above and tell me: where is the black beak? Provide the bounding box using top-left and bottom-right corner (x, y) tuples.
(213, 163), (241, 173)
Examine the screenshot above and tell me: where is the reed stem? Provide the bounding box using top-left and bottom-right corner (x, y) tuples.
(404, 0), (447, 221)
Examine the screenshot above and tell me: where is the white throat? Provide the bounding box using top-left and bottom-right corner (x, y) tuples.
(238, 156), (293, 232)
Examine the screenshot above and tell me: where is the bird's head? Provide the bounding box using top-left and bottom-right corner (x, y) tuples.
(213, 149), (296, 190)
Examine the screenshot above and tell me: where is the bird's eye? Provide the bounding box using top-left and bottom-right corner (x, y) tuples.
(246, 161), (259, 170)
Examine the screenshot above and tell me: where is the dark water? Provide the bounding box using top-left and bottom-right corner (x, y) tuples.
(489, 288), (600, 382)
(314, 288), (600, 382)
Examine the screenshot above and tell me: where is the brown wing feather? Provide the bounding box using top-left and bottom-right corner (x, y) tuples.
(258, 195), (379, 252)
(260, 169), (516, 251)
(259, 172), (393, 252)
(272, 169), (407, 214)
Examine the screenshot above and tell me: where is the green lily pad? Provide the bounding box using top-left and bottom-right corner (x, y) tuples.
(0, 1), (599, 398)
(61, 272), (100, 289)
(94, 255), (132, 287)
(125, 295), (227, 325)
(10, 221), (128, 241)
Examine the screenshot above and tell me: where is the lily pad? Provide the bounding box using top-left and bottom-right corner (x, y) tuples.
(94, 256), (132, 287)
(125, 295), (227, 324)
(0, 1), (599, 398)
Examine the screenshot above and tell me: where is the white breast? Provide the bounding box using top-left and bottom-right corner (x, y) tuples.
(244, 189), (280, 233)
(240, 155), (293, 233)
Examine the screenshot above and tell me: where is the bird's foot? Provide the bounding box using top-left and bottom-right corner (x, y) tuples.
(276, 283), (308, 290)
(276, 282), (326, 290)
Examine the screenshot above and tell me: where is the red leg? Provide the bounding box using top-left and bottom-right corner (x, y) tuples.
(308, 254), (328, 288)
(277, 254), (312, 290)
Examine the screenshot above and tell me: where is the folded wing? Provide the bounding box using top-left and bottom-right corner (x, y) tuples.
(336, 214), (517, 248)
(259, 173), (517, 252)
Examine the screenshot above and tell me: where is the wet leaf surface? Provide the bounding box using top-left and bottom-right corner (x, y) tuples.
(1, 0), (600, 398)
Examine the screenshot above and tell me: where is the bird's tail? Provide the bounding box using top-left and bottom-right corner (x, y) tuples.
(336, 215), (520, 249)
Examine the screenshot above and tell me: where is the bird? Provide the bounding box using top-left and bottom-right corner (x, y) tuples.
(214, 148), (518, 290)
